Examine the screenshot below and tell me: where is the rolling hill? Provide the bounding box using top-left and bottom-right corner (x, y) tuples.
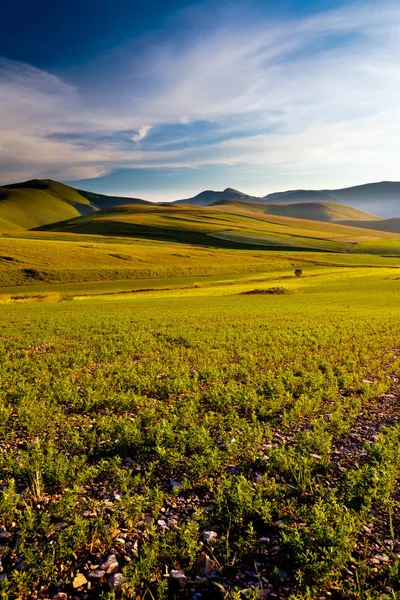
(38, 201), (400, 254)
(0, 179), (149, 230)
(212, 199), (380, 223)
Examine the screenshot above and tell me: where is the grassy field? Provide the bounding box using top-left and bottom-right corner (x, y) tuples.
(2, 199), (400, 598)
(1, 262), (400, 599)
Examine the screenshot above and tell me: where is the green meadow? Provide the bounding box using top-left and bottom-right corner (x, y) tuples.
(2, 192), (400, 598)
(2, 261), (400, 599)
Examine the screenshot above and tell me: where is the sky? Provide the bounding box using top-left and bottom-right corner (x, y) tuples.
(1, 0), (400, 201)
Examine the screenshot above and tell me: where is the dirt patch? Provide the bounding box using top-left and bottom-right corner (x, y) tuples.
(242, 286), (291, 295)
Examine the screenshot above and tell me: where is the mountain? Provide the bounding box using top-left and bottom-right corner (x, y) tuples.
(175, 182), (400, 217)
(264, 182), (400, 218)
(174, 187), (263, 206)
(0, 179), (149, 230)
(265, 190), (336, 203)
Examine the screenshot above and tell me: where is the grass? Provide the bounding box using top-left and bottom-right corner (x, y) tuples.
(1, 263), (400, 598)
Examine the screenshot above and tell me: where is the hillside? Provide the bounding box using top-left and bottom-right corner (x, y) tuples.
(336, 217), (400, 234)
(211, 199), (380, 223)
(0, 179), (149, 230)
(38, 202), (400, 254)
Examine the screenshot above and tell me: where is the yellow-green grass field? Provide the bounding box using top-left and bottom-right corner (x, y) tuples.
(3, 199), (400, 599)
(2, 264), (400, 599)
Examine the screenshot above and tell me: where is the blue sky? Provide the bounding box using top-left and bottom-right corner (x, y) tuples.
(1, 0), (399, 201)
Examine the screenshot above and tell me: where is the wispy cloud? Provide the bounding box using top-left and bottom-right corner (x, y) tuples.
(1, 1), (400, 190)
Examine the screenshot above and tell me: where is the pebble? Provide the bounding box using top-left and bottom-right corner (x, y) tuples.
(157, 519), (168, 530)
(53, 594), (68, 600)
(100, 555), (119, 574)
(170, 479), (182, 491)
(108, 572), (124, 591)
(72, 573), (88, 588)
(0, 531), (12, 541)
(202, 530), (218, 543)
(169, 569), (187, 588)
(88, 569), (105, 579)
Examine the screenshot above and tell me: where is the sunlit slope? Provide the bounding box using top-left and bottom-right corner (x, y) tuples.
(39, 202), (400, 252)
(212, 199), (380, 222)
(265, 201), (380, 222)
(0, 179), (149, 229)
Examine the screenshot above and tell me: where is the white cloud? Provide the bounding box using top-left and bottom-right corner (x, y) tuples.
(1, 1), (400, 189)
(131, 125), (152, 142)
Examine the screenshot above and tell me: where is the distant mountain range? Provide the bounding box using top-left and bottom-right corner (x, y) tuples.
(175, 181), (400, 218)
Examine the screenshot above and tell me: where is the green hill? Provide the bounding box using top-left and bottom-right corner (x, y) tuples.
(211, 199), (380, 223)
(264, 201), (380, 222)
(0, 179), (149, 230)
(38, 202), (400, 253)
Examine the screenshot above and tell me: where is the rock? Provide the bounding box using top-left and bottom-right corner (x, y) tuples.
(169, 569), (187, 588)
(123, 457), (133, 466)
(53, 594), (68, 600)
(72, 573), (88, 588)
(144, 516), (154, 525)
(0, 574), (7, 581)
(88, 569), (105, 579)
(108, 572), (124, 591)
(0, 531), (12, 541)
(100, 555), (119, 575)
(194, 552), (216, 577)
(202, 530), (218, 544)
(157, 519), (168, 530)
(170, 479), (182, 491)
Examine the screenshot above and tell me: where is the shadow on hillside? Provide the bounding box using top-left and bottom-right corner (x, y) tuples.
(35, 220), (333, 252)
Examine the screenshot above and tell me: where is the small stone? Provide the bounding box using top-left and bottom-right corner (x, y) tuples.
(144, 516), (154, 524)
(53, 594), (68, 600)
(115, 537), (126, 544)
(88, 569), (105, 580)
(123, 457), (133, 466)
(0, 574), (7, 581)
(157, 519), (168, 530)
(194, 552), (216, 577)
(170, 479), (182, 491)
(113, 492), (122, 501)
(202, 531), (218, 544)
(72, 573), (88, 588)
(0, 532), (12, 541)
(100, 555), (119, 575)
(169, 569), (187, 588)
(108, 572), (124, 591)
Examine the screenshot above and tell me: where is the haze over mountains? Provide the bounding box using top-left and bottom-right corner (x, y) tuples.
(175, 182), (400, 218)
